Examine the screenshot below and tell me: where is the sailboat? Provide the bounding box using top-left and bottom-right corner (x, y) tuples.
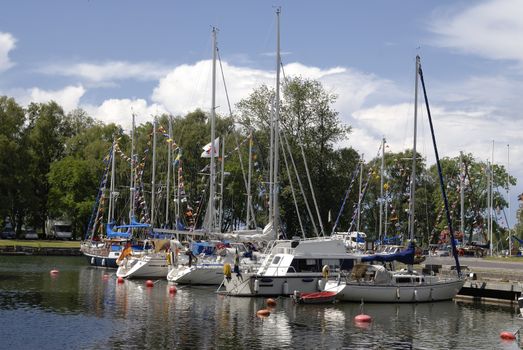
(166, 27), (268, 285)
(81, 134), (150, 268)
(323, 56), (465, 302)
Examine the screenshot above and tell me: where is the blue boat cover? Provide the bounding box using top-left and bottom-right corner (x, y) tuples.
(362, 242), (415, 265)
(191, 242), (216, 256)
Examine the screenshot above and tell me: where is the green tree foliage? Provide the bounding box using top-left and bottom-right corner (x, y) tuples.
(0, 88), (517, 250)
(0, 97), (28, 235)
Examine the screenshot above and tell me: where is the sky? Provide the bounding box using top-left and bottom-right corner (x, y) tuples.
(1, 0), (522, 225)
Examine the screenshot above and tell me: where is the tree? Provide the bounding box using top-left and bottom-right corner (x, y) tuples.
(236, 77), (354, 237)
(0, 96), (28, 235)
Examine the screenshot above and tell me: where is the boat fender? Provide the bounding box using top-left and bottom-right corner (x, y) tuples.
(322, 265), (329, 279)
(266, 298), (277, 307)
(117, 276), (124, 284)
(500, 331), (517, 340)
(223, 263), (232, 280)
(396, 287), (400, 300)
(146, 280), (154, 288)
(354, 314), (372, 323)
(169, 285), (177, 294)
(254, 279), (260, 293)
(318, 279), (325, 291)
(91, 257), (95, 265)
(166, 253), (171, 266)
(101, 258), (106, 267)
(256, 309), (271, 317)
(283, 281), (289, 295)
(414, 289), (418, 302)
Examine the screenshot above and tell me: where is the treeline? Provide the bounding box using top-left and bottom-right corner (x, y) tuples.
(0, 77), (517, 247)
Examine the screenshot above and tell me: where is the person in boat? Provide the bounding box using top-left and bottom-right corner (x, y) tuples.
(116, 242), (133, 265)
(186, 249), (197, 267)
(233, 249), (242, 280)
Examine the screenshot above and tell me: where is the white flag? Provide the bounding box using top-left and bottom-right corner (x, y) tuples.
(201, 137), (219, 158)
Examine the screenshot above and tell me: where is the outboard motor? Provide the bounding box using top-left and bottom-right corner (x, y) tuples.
(518, 296), (523, 317)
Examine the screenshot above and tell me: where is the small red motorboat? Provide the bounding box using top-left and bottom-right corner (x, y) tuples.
(292, 291), (337, 304)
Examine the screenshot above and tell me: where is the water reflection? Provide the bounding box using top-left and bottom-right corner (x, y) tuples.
(1, 256), (523, 349)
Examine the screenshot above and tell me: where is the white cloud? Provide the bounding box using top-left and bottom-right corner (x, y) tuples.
(430, 0), (523, 63)
(40, 61), (172, 83)
(10, 85), (86, 112)
(151, 59), (390, 117)
(84, 98), (167, 129)
(0, 32), (16, 72)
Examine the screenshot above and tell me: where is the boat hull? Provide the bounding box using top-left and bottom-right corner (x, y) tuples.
(116, 255), (169, 279)
(222, 273), (324, 297)
(324, 278), (465, 303)
(83, 251), (120, 268)
(167, 264), (224, 285)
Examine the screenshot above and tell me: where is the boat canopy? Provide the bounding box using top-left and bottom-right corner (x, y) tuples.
(106, 221), (151, 238)
(361, 242), (415, 265)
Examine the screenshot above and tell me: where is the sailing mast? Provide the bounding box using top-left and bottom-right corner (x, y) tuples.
(459, 151), (465, 245)
(151, 117), (157, 227)
(108, 138), (117, 224)
(129, 113), (136, 229)
(209, 27), (218, 234)
(409, 56), (420, 244)
(246, 131), (253, 229)
(165, 116), (173, 227)
(272, 7), (281, 239)
(379, 137), (386, 243)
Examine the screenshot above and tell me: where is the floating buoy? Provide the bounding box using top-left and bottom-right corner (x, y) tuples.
(256, 309), (271, 317)
(266, 298), (277, 307)
(500, 331), (516, 340)
(169, 285), (177, 294)
(354, 314), (372, 323)
(146, 280), (154, 288)
(50, 269), (59, 275)
(117, 276), (124, 284)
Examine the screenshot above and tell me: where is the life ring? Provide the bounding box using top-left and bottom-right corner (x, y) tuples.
(322, 265), (330, 279)
(223, 263), (232, 279)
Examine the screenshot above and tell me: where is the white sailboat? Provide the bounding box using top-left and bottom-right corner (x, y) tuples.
(116, 117), (172, 279)
(323, 55), (465, 302)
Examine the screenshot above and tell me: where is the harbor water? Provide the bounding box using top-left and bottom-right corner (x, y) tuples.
(0, 255), (522, 349)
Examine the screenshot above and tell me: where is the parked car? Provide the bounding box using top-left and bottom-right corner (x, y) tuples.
(23, 227), (38, 240)
(1, 223), (16, 239)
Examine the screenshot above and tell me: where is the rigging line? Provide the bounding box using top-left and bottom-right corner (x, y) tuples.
(418, 60), (461, 276)
(331, 165), (360, 235)
(281, 128), (318, 237)
(280, 61), (324, 235)
(347, 143), (383, 233)
(280, 129), (306, 238)
(216, 48), (257, 228)
(86, 144), (113, 240)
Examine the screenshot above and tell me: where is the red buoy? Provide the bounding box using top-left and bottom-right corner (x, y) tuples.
(50, 269), (59, 275)
(117, 276), (124, 284)
(266, 298), (277, 307)
(146, 280), (154, 288)
(354, 314), (372, 323)
(500, 331), (516, 340)
(256, 309), (271, 317)
(169, 285), (177, 294)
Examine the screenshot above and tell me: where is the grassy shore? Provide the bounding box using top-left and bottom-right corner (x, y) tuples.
(0, 239), (80, 248)
(483, 255), (523, 263)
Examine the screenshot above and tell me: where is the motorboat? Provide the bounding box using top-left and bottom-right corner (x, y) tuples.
(116, 239), (172, 279)
(167, 241), (263, 285)
(219, 237), (368, 297)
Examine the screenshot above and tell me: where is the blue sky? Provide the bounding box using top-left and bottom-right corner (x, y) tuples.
(1, 0), (522, 225)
